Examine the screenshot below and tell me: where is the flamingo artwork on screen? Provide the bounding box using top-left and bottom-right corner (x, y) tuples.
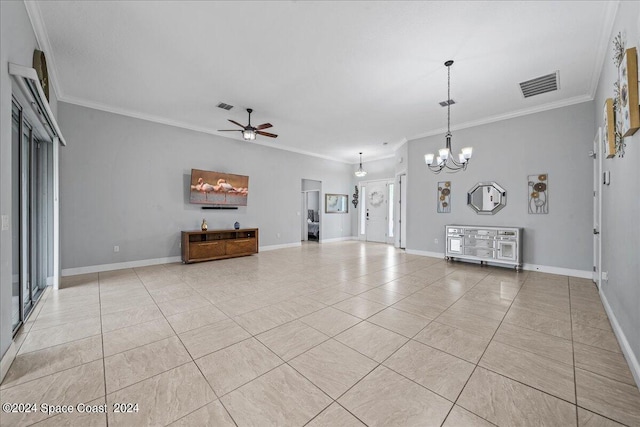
(189, 169), (249, 206)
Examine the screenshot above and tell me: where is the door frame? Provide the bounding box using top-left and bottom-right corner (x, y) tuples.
(300, 189), (321, 242)
(357, 178), (394, 244)
(397, 173), (407, 249)
(593, 128), (603, 288)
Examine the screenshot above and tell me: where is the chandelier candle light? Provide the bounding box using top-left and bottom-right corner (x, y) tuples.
(355, 152), (367, 177)
(424, 60), (473, 173)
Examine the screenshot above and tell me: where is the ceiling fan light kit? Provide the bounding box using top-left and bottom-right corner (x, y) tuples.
(354, 152), (367, 177)
(242, 130), (256, 141)
(425, 60), (473, 174)
(218, 108), (277, 141)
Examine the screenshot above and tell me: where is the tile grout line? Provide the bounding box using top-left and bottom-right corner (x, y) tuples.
(568, 277), (580, 426)
(132, 266), (243, 427)
(296, 269), (486, 423)
(441, 267), (532, 426)
(567, 280), (637, 426)
(15, 250), (637, 426)
(98, 270), (109, 427)
(299, 268), (499, 425)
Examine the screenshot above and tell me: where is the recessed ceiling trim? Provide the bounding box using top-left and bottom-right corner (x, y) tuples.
(407, 94), (593, 142)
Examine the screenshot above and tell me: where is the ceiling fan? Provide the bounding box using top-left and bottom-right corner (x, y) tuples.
(218, 108), (278, 141)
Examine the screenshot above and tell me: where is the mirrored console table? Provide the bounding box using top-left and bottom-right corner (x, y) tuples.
(445, 225), (523, 270)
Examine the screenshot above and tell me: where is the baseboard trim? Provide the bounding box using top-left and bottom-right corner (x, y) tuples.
(320, 236), (355, 243)
(599, 290), (640, 389)
(259, 242), (302, 252)
(405, 250), (591, 278)
(61, 256), (182, 276)
(522, 263), (592, 279)
(0, 341), (17, 384)
(406, 249), (445, 258)
(61, 239), (355, 275)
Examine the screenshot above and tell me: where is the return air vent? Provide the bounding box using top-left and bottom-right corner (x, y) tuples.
(439, 99), (456, 107)
(519, 72), (559, 98)
(217, 102), (234, 110)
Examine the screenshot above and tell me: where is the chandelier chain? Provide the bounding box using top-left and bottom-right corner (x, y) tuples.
(447, 62), (451, 135)
(424, 59), (473, 174)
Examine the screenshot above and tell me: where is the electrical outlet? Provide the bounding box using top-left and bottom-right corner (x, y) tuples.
(434, 238), (439, 244)
(276, 233), (281, 238)
(113, 246), (119, 253)
(1, 215), (8, 231)
(602, 271), (608, 282)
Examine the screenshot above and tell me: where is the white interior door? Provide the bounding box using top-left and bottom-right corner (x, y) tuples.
(593, 128), (602, 287)
(399, 174), (407, 249)
(366, 181), (388, 243)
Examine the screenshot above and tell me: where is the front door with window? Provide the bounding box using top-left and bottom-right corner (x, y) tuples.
(365, 181), (388, 243)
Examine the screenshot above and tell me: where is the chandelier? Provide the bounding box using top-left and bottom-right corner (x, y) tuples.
(354, 152), (367, 177)
(424, 60), (473, 173)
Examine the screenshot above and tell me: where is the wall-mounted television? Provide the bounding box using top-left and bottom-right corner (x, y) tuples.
(189, 169), (249, 206)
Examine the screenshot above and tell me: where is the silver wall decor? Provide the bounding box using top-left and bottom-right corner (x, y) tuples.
(467, 182), (506, 215)
(437, 181), (451, 213)
(528, 174), (548, 214)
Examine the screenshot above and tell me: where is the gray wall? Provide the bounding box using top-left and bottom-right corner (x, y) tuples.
(0, 1), (58, 361)
(301, 179), (321, 192)
(406, 101), (595, 271)
(58, 102), (354, 270)
(594, 1), (640, 380)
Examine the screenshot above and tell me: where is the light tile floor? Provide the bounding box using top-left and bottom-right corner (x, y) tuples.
(1, 241), (639, 426)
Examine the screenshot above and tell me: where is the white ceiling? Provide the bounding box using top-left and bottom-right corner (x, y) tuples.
(29, 1), (617, 163)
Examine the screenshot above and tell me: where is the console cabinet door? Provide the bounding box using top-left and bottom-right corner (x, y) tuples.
(497, 240), (517, 261)
(226, 238), (257, 255)
(448, 236), (463, 254)
(190, 241), (226, 259)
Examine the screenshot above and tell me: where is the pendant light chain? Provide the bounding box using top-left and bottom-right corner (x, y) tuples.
(423, 59), (473, 173)
(447, 63), (451, 136)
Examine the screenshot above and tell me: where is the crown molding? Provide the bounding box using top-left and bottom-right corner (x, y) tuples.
(407, 94), (594, 142)
(59, 95), (353, 164)
(588, 1), (621, 98)
(23, 1), (63, 101)
(392, 137), (408, 152)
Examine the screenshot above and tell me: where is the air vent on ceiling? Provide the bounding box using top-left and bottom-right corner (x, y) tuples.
(217, 102), (234, 110)
(439, 99), (455, 107)
(519, 72), (559, 98)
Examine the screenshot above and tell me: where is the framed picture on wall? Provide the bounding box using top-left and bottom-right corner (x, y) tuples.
(325, 194), (348, 213)
(619, 47), (639, 137)
(603, 98), (616, 158)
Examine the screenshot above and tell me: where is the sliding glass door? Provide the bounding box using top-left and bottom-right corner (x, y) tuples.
(12, 98), (53, 334)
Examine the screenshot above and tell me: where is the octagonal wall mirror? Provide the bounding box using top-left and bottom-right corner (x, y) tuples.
(467, 182), (507, 215)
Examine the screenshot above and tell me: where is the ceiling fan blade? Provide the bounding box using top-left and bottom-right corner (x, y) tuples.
(256, 123), (272, 130)
(228, 119), (246, 128)
(218, 129), (242, 132)
(256, 131), (278, 138)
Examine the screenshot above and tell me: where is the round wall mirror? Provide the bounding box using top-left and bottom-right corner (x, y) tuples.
(467, 182), (507, 214)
